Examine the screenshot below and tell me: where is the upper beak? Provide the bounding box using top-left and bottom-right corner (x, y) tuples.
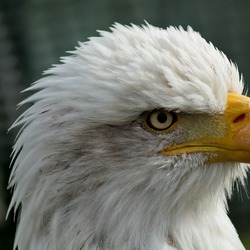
(161, 93), (250, 163)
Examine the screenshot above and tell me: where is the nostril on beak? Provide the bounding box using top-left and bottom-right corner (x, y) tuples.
(233, 113), (246, 124)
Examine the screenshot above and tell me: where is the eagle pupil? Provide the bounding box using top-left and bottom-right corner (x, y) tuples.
(157, 112), (167, 123)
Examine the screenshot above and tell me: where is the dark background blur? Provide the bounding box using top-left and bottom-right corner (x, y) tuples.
(0, 0), (250, 249)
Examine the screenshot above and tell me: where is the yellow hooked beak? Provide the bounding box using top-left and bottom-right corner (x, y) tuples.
(161, 93), (250, 163)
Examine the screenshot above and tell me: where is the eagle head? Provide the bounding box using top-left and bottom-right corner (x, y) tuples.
(9, 23), (249, 250)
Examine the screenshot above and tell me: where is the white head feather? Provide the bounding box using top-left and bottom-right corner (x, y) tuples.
(9, 23), (248, 250)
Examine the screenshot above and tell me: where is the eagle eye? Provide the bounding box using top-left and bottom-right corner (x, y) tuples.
(145, 110), (177, 131)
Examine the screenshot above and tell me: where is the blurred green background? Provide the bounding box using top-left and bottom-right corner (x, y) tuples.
(0, 0), (250, 249)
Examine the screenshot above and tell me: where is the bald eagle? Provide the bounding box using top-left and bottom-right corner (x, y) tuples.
(9, 23), (250, 250)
